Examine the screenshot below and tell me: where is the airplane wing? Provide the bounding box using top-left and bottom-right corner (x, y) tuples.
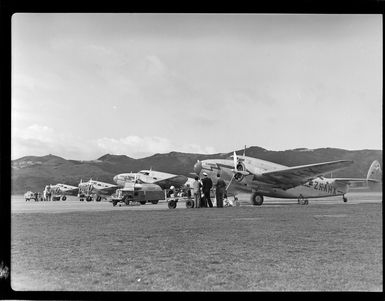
(260, 160), (353, 188)
(61, 188), (79, 196)
(152, 175), (188, 189)
(93, 184), (120, 195)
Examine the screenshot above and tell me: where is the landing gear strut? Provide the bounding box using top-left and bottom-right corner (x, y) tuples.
(343, 195), (348, 203)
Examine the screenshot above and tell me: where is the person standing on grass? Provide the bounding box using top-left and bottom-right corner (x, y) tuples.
(192, 176), (202, 208)
(201, 172), (213, 208)
(215, 173), (226, 208)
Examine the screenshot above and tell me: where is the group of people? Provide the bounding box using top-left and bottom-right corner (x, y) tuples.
(192, 172), (227, 208)
(24, 186), (52, 202)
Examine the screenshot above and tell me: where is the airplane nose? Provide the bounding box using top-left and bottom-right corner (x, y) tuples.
(113, 175), (118, 183)
(194, 160), (202, 175)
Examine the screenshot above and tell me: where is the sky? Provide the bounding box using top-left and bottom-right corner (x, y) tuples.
(11, 13), (382, 160)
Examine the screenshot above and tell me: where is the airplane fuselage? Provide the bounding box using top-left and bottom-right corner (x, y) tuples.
(113, 170), (192, 189)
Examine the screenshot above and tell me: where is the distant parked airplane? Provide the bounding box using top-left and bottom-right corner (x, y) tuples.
(113, 169), (195, 190)
(193, 150), (382, 205)
(44, 183), (79, 201)
(78, 179), (120, 202)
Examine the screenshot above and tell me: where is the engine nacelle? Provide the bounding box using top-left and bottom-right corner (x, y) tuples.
(234, 162), (247, 182)
(236, 162), (246, 172)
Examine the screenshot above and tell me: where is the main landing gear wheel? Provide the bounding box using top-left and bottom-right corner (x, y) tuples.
(168, 200), (177, 209)
(343, 196), (348, 203)
(250, 192), (264, 206)
(186, 199), (194, 208)
(86, 196), (92, 202)
(95, 196), (102, 202)
(61, 196), (67, 201)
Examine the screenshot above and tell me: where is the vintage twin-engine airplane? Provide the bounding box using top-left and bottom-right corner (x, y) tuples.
(78, 179), (120, 202)
(193, 152), (382, 205)
(113, 169), (195, 190)
(44, 183), (79, 201)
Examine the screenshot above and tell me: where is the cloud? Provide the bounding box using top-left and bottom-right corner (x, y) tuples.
(14, 124), (55, 143)
(145, 55), (167, 76)
(96, 135), (216, 158)
(96, 136), (172, 156)
(12, 124), (94, 160)
(12, 124), (217, 160)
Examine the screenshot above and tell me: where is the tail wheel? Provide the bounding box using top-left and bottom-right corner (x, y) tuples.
(186, 199), (195, 208)
(298, 195), (308, 205)
(250, 192), (264, 206)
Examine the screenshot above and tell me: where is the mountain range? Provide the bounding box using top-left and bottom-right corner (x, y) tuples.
(11, 146), (382, 194)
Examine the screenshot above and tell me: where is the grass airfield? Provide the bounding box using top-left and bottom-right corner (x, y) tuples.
(11, 192), (382, 291)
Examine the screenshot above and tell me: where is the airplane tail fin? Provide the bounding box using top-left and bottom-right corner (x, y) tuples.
(366, 160), (382, 189)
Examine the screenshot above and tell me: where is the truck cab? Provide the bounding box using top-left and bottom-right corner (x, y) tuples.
(111, 183), (165, 206)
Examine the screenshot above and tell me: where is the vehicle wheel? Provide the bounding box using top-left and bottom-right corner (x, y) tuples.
(250, 192), (264, 206)
(62, 196), (67, 201)
(186, 199), (194, 208)
(80, 198), (84, 202)
(140, 201), (146, 205)
(168, 200), (177, 209)
(151, 200), (159, 205)
(86, 196), (92, 202)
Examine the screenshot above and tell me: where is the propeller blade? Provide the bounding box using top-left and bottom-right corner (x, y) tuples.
(193, 160), (202, 175)
(233, 151), (238, 169)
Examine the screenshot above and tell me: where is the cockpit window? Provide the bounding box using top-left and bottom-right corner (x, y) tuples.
(139, 171), (150, 176)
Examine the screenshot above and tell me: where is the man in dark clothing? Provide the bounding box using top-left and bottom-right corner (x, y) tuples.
(201, 172), (213, 208)
(215, 173), (227, 208)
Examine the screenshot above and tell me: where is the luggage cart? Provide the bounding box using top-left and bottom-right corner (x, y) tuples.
(167, 196), (196, 209)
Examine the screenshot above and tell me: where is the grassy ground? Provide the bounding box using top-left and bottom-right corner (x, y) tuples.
(11, 203), (382, 291)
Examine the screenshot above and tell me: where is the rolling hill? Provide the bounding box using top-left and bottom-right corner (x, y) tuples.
(11, 147), (382, 194)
